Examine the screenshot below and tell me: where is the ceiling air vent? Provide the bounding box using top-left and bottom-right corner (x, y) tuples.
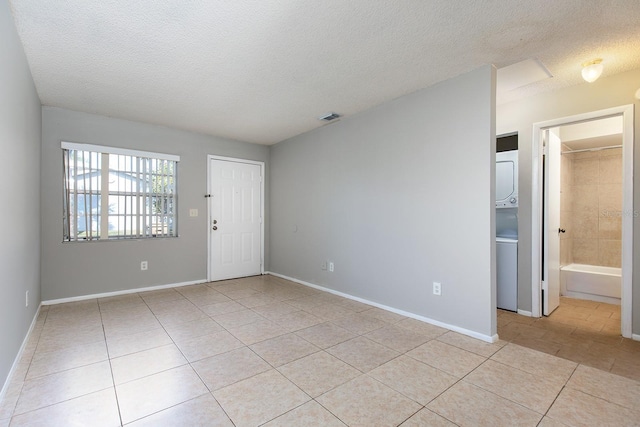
(318, 112), (341, 121)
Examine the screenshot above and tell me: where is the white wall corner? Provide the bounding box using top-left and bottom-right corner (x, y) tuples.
(0, 305), (41, 402)
(266, 272), (498, 343)
(41, 279), (208, 306)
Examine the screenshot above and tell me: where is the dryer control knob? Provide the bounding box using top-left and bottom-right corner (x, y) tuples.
(510, 197), (517, 204)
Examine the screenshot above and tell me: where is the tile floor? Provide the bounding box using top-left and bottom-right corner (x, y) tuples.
(1, 275), (639, 426)
(498, 296), (640, 382)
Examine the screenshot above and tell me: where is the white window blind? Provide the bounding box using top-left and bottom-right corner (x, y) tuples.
(62, 142), (179, 242)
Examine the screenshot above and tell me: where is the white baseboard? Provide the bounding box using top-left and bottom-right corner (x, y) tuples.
(266, 271), (498, 344)
(0, 305), (41, 403)
(632, 334), (640, 342)
(517, 309), (533, 317)
(41, 279), (209, 306)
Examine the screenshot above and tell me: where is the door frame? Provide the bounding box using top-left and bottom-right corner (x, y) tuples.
(531, 105), (634, 338)
(207, 155), (265, 282)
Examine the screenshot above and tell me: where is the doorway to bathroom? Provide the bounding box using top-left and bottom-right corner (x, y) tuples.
(531, 105), (634, 338)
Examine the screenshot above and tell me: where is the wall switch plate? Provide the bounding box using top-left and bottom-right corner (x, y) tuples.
(25, 290), (29, 307)
(321, 261), (327, 270)
(433, 282), (441, 296)
(189, 209), (198, 217)
(329, 262), (334, 272)
(141, 261), (148, 271)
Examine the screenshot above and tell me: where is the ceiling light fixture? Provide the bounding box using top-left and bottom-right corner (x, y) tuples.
(581, 59), (603, 83)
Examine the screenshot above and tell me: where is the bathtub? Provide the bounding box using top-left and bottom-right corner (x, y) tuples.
(560, 263), (621, 305)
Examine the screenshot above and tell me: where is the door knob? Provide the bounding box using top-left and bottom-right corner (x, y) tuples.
(559, 228), (566, 233)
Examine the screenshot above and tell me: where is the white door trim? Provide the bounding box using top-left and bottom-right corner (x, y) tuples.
(207, 155), (265, 282)
(531, 105), (634, 338)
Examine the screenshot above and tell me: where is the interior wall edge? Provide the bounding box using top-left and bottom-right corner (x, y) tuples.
(267, 271), (498, 343)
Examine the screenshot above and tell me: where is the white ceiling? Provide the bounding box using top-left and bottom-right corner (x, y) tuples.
(9, 1), (640, 145)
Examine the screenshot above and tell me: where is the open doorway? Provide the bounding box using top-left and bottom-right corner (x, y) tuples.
(532, 105), (633, 338)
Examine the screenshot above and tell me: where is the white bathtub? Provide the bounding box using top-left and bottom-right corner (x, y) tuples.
(560, 263), (621, 305)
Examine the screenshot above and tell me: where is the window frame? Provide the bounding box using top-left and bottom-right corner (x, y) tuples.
(61, 141), (180, 242)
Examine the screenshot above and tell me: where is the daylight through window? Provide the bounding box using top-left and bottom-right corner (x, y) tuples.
(62, 142), (179, 241)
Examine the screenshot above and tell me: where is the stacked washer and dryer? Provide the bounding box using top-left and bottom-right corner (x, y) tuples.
(496, 150), (518, 311)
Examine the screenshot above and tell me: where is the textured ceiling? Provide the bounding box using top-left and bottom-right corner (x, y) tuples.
(9, 1), (640, 145)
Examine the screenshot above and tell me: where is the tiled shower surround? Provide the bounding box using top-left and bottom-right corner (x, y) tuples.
(560, 146), (622, 268)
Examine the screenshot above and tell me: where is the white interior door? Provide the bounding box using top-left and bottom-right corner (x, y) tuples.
(209, 158), (262, 281)
(543, 128), (561, 315)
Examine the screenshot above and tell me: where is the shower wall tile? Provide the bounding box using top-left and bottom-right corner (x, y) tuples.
(572, 185), (599, 214)
(600, 147), (622, 157)
(573, 158), (599, 185)
(572, 239), (598, 266)
(561, 147), (622, 269)
(572, 211), (598, 239)
(599, 155), (623, 184)
(598, 184), (622, 213)
(599, 240), (622, 268)
(599, 217), (622, 240)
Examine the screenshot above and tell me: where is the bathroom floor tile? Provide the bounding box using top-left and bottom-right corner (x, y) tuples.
(295, 322), (356, 349)
(213, 370), (310, 427)
(464, 359), (565, 414)
(191, 347), (270, 390)
(565, 364), (640, 409)
(211, 309), (266, 329)
(365, 324), (432, 353)
(271, 310), (324, 332)
(116, 365), (208, 424)
(317, 375), (421, 427)
(436, 331), (506, 357)
(26, 341), (108, 380)
(175, 330), (244, 362)
(546, 387), (640, 426)
(9, 388), (120, 427)
(407, 340), (486, 378)
(326, 336), (399, 372)
(262, 400), (346, 427)
(250, 333), (319, 367)
(400, 408), (457, 426)
(369, 355), (457, 405)
(199, 300), (246, 316)
(105, 327), (172, 359)
(14, 361), (113, 415)
(395, 318), (449, 339)
(331, 313), (388, 335)
(427, 381), (542, 426)
(126, 393), (233, 427)
(161, 317), (223, 342)
(227, 319), (288, 345)
(490, 344), (577, 383)
(110, 344), (187, 385)
(277, 351), (360, 398)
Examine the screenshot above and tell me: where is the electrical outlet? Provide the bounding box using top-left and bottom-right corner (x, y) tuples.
(329, 262), (334, 272)
(141, 261), (148, 271)
(25, 290), (29, 307)
(433, 282), (441, 296)
(189, 209), (198, 217)
(321, 261), (327, 270)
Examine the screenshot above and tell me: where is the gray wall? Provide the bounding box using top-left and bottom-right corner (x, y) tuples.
(497, 68), (640, 334)
(270, 66), (497, 338)
(41, 107), (269, 301)
(0, 0), (42, 392)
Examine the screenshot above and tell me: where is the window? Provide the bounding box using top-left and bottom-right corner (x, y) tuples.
(62, 142), (179, 241)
